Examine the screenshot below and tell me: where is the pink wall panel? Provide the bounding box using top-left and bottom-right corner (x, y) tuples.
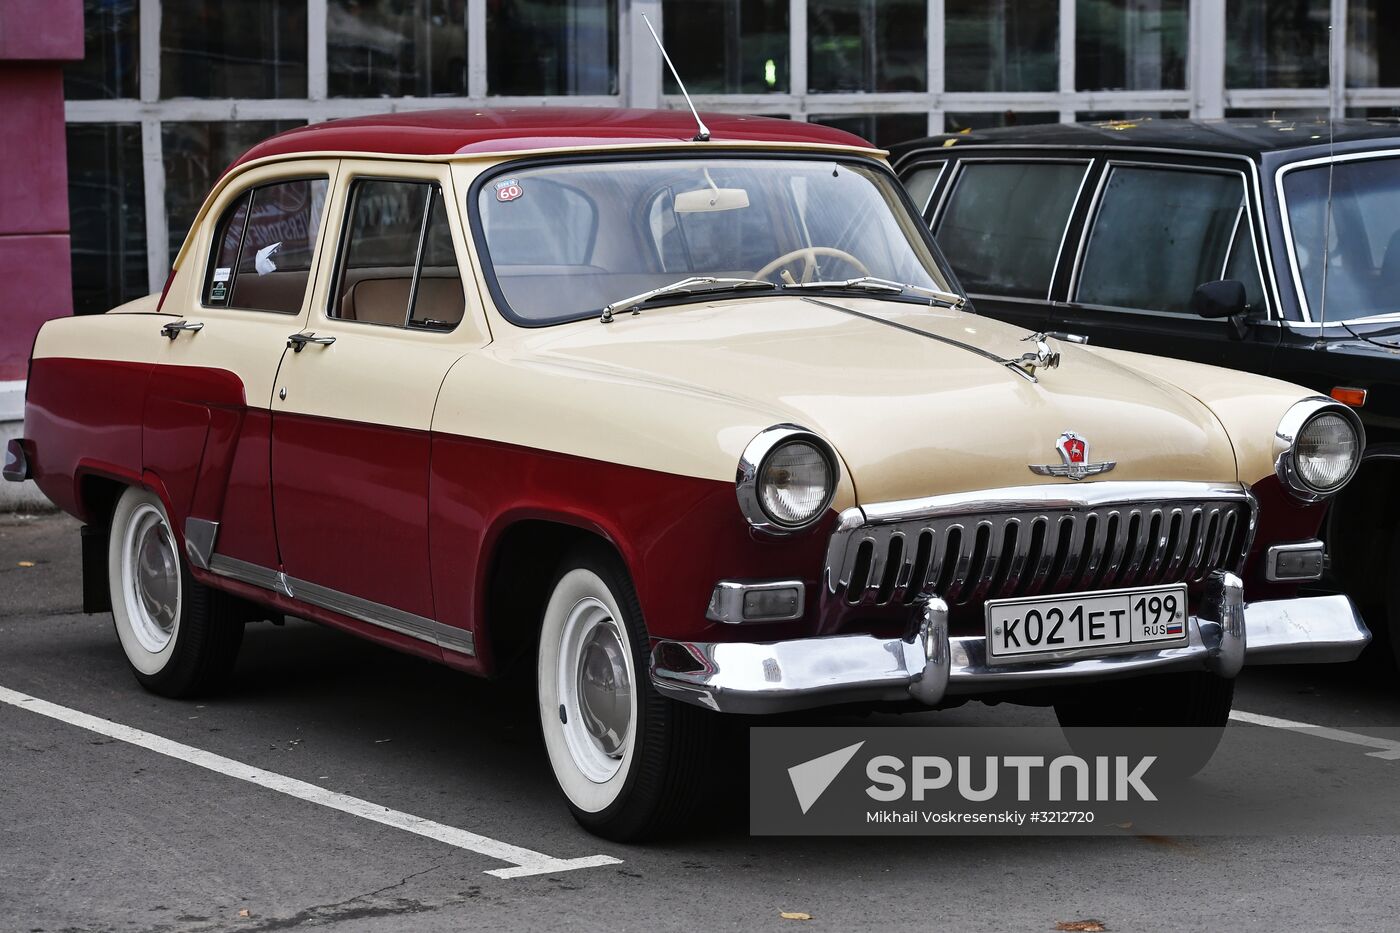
(0, 1), (83, 61)
(0, 66), (69, 234)
(0, 234), (73, 380)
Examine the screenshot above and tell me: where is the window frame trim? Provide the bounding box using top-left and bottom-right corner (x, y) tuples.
(199, 173), (333, 316)
(927, 154), (1094, 303)
(1067, 158), (1273, 320)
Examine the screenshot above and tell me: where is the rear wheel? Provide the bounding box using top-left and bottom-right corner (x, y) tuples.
(537, 542), (717, 841)
(1054, 671), (1235, 778)
(108, 486), (244, 697)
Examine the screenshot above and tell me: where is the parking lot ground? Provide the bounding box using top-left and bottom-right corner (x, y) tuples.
(2, 512), (1399, 932)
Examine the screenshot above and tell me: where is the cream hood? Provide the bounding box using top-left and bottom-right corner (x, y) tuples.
(499, 295), (1241, 506)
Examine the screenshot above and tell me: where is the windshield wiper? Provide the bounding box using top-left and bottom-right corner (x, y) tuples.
(600, 276), (776, 322)
(782, 276), (966, 309)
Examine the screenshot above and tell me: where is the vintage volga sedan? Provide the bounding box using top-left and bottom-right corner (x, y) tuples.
(3, 109), (1372, 839)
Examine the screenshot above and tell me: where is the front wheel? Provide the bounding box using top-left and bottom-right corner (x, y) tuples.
(1053, 671), (1235, 778)
(108, 485), (244, 697)
(537, 543), (716, 841)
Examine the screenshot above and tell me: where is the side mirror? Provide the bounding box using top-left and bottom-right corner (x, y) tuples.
(1191, 279), (1248, 319)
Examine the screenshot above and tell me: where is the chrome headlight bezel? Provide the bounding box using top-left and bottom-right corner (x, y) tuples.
(736, 424), (839, 534)
(1274, 398), (1365, 501)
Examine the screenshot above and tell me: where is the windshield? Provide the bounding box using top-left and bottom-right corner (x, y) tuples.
(475, 157), (956, 324)
(1283, 155), (1400, 322)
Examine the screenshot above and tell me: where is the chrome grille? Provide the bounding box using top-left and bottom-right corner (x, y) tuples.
(825, 485), (1254, 608)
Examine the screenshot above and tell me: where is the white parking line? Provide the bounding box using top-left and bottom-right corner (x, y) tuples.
(1230, 709), (1400, 760)
(0, 685), (622, 878)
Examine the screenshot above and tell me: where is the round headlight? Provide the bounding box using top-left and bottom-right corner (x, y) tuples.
(759, 441), (833, 527)
(1275, 400), (1364, 500)
(1294, 412), (1359, 493)
(737, 426), (839, 533)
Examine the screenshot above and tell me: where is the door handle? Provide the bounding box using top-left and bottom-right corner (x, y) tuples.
(160, 320), (204, 340)
(287, 332), (336, 352)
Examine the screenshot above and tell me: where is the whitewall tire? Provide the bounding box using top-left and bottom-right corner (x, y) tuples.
(537, 543), (717, 841)
(107, 486), (244, 697)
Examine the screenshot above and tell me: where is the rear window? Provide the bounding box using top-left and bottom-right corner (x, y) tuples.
(934, 161), (1087, 299)
(204, 177), (328, 314)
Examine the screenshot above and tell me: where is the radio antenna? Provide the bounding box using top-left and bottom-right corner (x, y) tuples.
(1316, 23), (1337, 341)
(640, 11), (710, 142)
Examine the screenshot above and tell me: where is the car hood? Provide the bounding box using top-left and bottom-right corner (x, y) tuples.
(508, 295), (1239, 504)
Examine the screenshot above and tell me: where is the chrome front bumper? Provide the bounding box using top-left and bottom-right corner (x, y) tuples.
(649, 572), (1371, 714)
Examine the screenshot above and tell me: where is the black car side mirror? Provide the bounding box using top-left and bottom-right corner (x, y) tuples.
(1192, 279), (1248, 319)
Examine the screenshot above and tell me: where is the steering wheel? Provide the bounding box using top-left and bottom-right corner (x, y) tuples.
(754, 246), (870, 284)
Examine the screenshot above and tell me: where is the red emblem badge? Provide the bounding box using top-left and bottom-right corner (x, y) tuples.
(1063, 437), (1086, 464)
(1028, 431), (1116, 481)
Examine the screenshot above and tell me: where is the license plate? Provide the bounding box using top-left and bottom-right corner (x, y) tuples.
(985, 583), (1189, 665)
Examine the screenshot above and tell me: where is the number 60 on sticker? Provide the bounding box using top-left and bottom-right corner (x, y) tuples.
(495, 178), (523, 202)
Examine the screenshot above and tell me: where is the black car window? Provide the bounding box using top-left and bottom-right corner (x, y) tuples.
(902, 163), (945, 214)
(204, 177), (329, 314)
(1223, 213), (1267, 313)
(1076, 165), (1244, 314)
(934, 161), (1087, 299)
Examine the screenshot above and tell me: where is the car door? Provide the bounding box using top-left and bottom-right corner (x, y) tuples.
(151, 161), (339, 572)
(921, 155), (1094, 334)
(1051, 158), (1281, 374)
(270, 161), (482, 636)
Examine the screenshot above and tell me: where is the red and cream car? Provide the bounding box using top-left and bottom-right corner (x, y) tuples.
(4, 109), (1371, 839)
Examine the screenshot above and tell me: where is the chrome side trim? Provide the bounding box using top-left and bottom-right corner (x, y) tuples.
(857, 481), (1250, 525)
(182, 518), (219, 571)
(205, 554), (475, 656)
(650, 584), (1368, 715)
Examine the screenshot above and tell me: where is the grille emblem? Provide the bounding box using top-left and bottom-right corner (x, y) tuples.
(1028, 431), (1116, 481)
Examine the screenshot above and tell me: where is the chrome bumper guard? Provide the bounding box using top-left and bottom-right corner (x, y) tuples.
(649, 571), (1371, 715)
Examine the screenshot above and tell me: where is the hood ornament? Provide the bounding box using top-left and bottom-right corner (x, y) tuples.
(1029, 431), (1116, 481)
(1010, 333), (1061, 379)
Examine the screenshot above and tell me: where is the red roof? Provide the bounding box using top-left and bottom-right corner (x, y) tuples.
(231, 107), (876, 168)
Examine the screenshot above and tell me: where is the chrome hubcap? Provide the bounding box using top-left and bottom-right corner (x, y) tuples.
(124, 503), (180, 654)
(557, 597), (634, 782)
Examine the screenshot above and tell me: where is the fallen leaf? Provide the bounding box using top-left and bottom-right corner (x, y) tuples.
(780, 912), (813, 921)
(1056, 922), (1106, 932)
(17, 561), (34, 567)
(238, 909), (250, 918)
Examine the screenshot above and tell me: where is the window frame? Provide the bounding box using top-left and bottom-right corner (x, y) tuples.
(324, 175), (465, 333)
(1067, 158), (1272, 319)
(199, 173), (332, 316)
(927, 155), (1094, 303)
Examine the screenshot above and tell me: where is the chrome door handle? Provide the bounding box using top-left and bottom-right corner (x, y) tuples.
(160, 320), (204, 340)
(287, 332), (336, 352)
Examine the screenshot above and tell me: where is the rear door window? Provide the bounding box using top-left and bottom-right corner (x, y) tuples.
(933, 161), (1088, 299)
(204, 177), (328, 314)
(1075, 165), (1250, 314)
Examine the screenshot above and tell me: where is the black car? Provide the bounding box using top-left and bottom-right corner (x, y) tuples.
(891, 118), (1400, 663)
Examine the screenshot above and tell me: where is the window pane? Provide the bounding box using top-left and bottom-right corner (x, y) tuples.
(1283, 157), (1400, 321)
(1076, 0), (1187, 91)
(412, 189), (466, 330)
(334, 180), (431, 327)
(65, 0), (139, 99)
(935, 162), (1086, 299)
(663, 0), (788, 93)
(809, 0), (925, 93)
(1225, 0), (1328, 89)
(944, 111), (1059, 133)
(808, 113), (926, 148)
(220, 179), (328, 314)
(1347, 0), (1400, 88)
(328, 0), (467, 97)
(161, 3), (307, 98)
(487, 0), (617, 95)
(946, 0), (1058, 93)
(163, 121), (304, 264)
(1077, 167), (1244, 313)
(205, 193), (250, 306)
(67, 123), (147, 315)
(902, 164), (945, 215)
(1224, 216), (1266, 313)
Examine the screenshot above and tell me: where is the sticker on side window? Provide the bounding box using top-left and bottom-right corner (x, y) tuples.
(210, 267), (231, 302)
(495, 178), (523, 202)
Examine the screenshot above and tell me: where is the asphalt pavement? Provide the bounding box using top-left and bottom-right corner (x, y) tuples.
(2, 511), (1398, 933)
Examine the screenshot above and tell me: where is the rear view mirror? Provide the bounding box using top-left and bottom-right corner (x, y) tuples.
(674, 186), (750, 213)
(1192, 279), (1248, 319)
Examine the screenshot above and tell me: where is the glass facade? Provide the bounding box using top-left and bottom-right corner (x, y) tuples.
(59, 0), (1400, 317)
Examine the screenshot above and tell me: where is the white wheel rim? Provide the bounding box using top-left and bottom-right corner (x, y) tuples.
(556, 596), (634, 783)
(121, 502), (181, 654)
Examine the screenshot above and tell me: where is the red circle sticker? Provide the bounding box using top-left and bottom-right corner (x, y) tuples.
(495, 179), (523, 202)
